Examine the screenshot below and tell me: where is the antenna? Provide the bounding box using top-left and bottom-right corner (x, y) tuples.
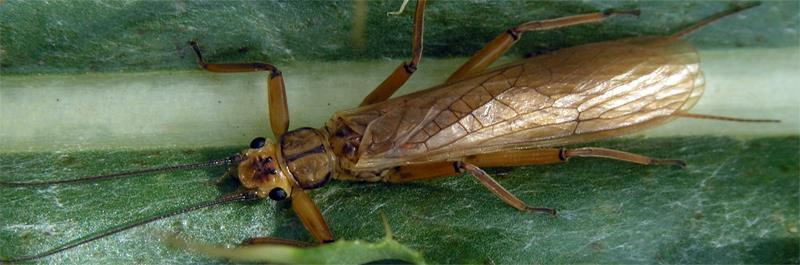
(674, 112), (780, 123)
(0, 191), (261, 263)
(671, 2), (761, 39)
(0, 154), (243, 187)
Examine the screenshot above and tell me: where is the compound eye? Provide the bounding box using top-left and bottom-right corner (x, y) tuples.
(268, 188), (288, 201)
(250, 137), (267, 149)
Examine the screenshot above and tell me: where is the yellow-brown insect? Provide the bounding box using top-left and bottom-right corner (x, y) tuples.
(0, 1), (777, 262)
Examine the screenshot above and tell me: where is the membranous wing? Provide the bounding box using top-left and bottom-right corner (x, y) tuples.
(335, 37), (703, 170)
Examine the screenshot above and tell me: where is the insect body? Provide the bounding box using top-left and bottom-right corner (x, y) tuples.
(1, 1), (777, 262)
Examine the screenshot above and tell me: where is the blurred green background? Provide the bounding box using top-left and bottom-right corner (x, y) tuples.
(1, 0), (798, 264)
(1, 0), (798, 74)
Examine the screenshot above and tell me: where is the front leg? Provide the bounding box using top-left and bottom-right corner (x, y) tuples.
(189, 41), (289, 137)
(244, 188), (334, 244)
(291, 188), (334, 243)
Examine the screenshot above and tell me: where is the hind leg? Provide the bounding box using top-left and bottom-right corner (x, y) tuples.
(386, 147), (684, 214)
(447, 9), (639, 82)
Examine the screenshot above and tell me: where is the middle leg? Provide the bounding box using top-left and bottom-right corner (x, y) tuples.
(446, 8), (640, 82)
(359, 0), (427, 106)
(388, 160), (555, 214)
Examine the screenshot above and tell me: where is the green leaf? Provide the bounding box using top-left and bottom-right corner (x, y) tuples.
(164, 220), (426, 264)
(1, 1), (798, 264)
(1, 1), (798, 74)
(1, 137), (798, 264)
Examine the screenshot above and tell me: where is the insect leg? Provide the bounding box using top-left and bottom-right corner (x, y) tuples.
(464, 148), (564, 167)
(386, 146), (682, 215)
(359, 0), (427, 106)
(463, 147), (683, 210)
(446, 9), (639, 83)
(460, 162), (556, 214)
(387, 161), (461, 183)
(189, 41), (289, 137)
(460, 147), (684, 168)
(291, 188), (335, 243)
(386, 161), (554, 214)
(388, 147), (682, 183)
(562, 147), (686, 167)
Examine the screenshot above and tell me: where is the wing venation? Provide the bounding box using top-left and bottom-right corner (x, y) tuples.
(333, 37), (703, 170)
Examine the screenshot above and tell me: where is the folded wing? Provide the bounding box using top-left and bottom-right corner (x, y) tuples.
(336, 37), (703, 170)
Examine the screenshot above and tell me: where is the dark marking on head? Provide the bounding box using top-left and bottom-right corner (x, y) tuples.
(253, 156), (278, 182)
